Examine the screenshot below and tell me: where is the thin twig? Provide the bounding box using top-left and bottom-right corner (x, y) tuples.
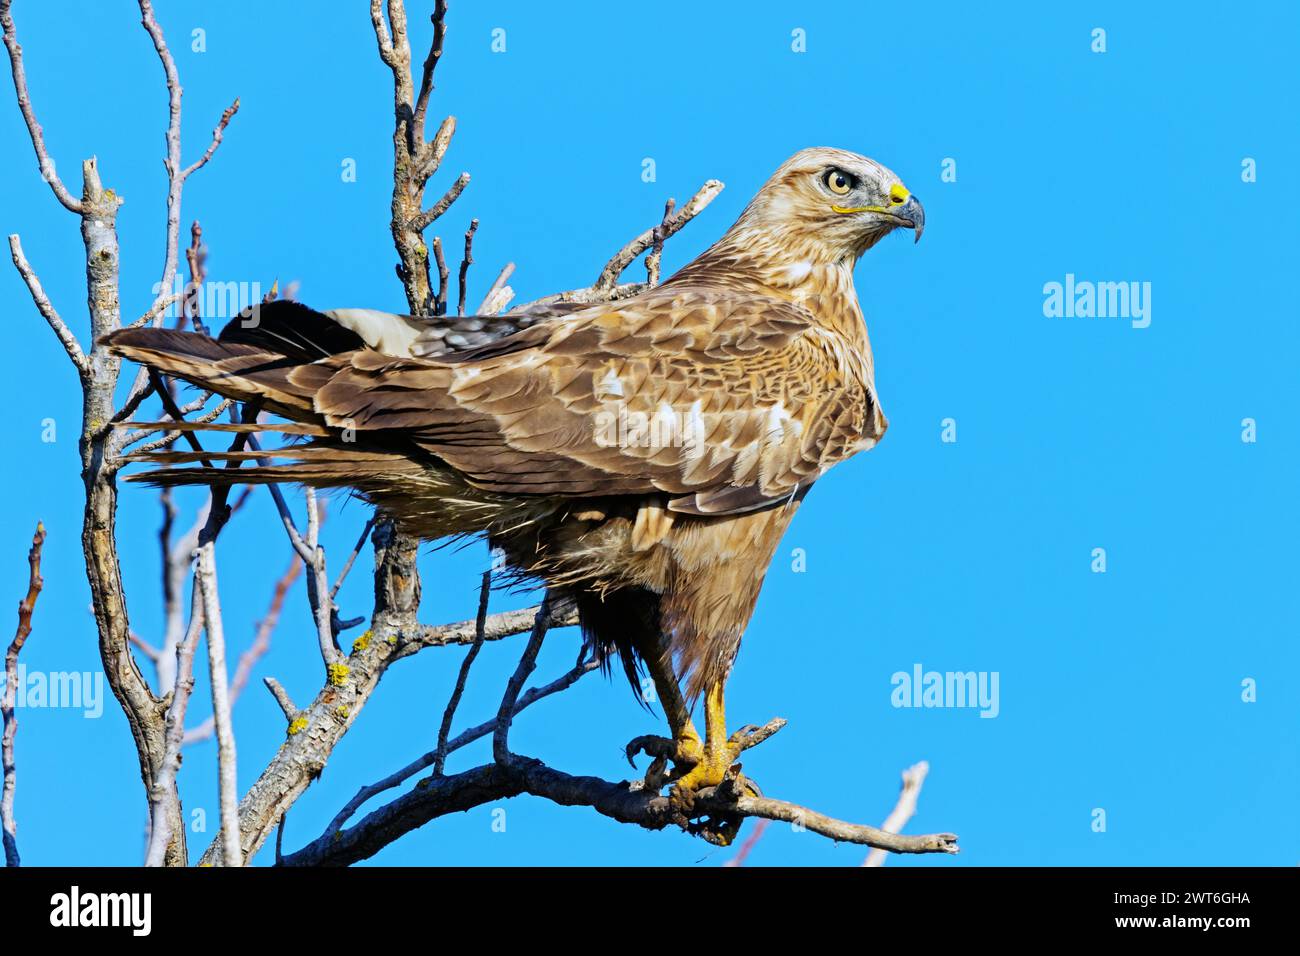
(302, 489), (337, 660)
(410, 0), (448, 145)
(182, 219), (207, 333)
(136, 1), (239, 327)
(119, 396), (232, 455)
(2, 522), (45, 867)
(321, 652), (597, 837)
(330, 517), (377, 601)
(475, 261), (515, 315)
(7, 235), (86, 372)
(433, 571), (490, 777)
(414, 115), (455, 186)
(457, 217), (478, 316)
(194, 540), (241, 866)
(431, 236), (449, 315)
(0, 1), (83, 213)
(128, 631), (162, 662)
(187, 419), (257, 867)
(144, 582), (204, 866)
(263, 677), (298, 722)
(183, 554), (302, 744)
(244, 433), (342, 666)
(180, 97), (240, 179)
(493, 593), (551, 764)
(863, 761), (931, 867)
(593, 179), (723, 290)
(723, 818), (769, 867)
(645, 198), (675, 287)
(410, 171), (470, 232)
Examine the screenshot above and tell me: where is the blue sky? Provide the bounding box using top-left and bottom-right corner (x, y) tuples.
(1, 0), (1296, 866)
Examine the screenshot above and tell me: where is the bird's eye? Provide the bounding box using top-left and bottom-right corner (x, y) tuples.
(824, 169), (855, 195)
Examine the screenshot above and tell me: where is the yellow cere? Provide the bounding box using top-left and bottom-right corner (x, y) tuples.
(833, 183), (910, 216)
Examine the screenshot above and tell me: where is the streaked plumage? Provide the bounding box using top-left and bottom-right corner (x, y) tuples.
(106, 147), (924, 787)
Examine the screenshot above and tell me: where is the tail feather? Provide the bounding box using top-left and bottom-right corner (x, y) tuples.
(106, 327), (319, 419)
(118, 420), (329, 437)
(119, 445), (403, 466)
(121, 460), (408, 488)
(101, 301), (550, 541)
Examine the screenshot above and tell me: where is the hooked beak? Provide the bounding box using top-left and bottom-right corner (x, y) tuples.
(831, 184), (926, 243)
(894, 194), (925, 243)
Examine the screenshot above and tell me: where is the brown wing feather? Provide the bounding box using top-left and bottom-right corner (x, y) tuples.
(298, 287), (882, 511)
(106, 288), (883, 515)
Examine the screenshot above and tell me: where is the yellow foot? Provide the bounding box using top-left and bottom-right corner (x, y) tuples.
(672, 719), (785, 793)
(666, 722), (782, 847)
(670, 737), (743, 794)
(626, 718), (785, 822)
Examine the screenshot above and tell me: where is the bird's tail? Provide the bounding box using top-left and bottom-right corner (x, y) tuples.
(102, 305), (416, 495)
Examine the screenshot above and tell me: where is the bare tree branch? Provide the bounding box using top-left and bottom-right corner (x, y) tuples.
(494, 595), (552, 764)
(372, 0), (460, 315)
(410, 0), (447, 146)
(645, 198), (675, 288)
(475, 261), (515, 315)
(7, 235), (87, 373)
(593, 179), (724, 290)
(431, 235), (449, 315)
(263, 677), (299, 722)
(863, 760), (931, 867)
(136, 2), (239, 321)
(196, 521), (423, 865)
(330, 517), (376, 601)
(242, 437), (343, 667)
(180, 97), (240, 179)
(320, 651), (598, 839)
(2, 522), (45, 866)
(129, 631), (162, 662)
(183, 554), (302, 745)
(511, 280), (649, 315)
(144, 582), (203, 866)
(280, 757), (958, 867)
(433, 571), (490, 777)
(457, 217), (478, 316)
(413, 114), (454, 186)
(403, 600), (578, 657)
(410, 170), (470, 233)
(0, 1), (83, 213)
(723, 818), (768, 866)
(302, 489), (339, 663)
(195, 519), (241, 866)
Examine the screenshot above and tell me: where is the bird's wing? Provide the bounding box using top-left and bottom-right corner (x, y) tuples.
(301, 287), (886, 513)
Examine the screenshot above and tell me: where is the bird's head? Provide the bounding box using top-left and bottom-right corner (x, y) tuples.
(735, 147), (924, 264)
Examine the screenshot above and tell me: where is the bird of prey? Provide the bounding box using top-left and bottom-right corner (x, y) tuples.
(106, 147), (924, 800)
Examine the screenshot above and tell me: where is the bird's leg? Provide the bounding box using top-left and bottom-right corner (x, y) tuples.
(672, 681), (787, 797)
(670, 680), (737, 794)
(624, 644), (703, 786)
